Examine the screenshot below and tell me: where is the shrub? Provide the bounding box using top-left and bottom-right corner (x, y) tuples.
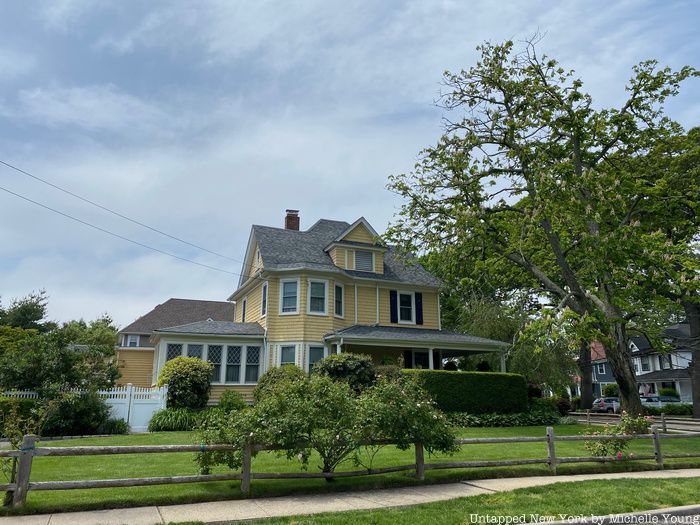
(148, 408), (202, 432)
(644, 404), (693, 416)
(559, 416), (579, 425)
(584, 412), (652, 458)
(447, 409), (560, 427)
(527, 384), (543, 398)
(602, 384), (619, 397)
(404, 370), (528, 413)
(253, 365), (308, 403)
(556, 397), (572, 416)
(659, 387), (679, 398)
(157, 357), (213, 409)
(313, 353), (376, 392)
(99, 418), (129, 434)
(374, 364), (402, 381)
(0, 397), (37, 434)
(571, 396), (581, 411)
(218, 390), (247, 412)
(42, 391), (111, 437)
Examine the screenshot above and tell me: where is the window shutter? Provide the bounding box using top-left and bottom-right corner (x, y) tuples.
(403, 350), (413, 369)
(389, 290), (398, 323)
(415, 292), (423, 325)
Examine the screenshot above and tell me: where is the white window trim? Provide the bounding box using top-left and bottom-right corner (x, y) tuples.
(397, 290), (416, 325)
(334, 283), (344, 319)
(206, 344), (225, 384)
(126, 334), (139, 347)
(597, 363), (605, 374)
(307, 279), (329, 316)
(260, 281), (268, 318)
(307, 343), (328, 373)
(279, 278), (301, 315)
(278, 343), (298, 366)
(354, 249), (375, 272)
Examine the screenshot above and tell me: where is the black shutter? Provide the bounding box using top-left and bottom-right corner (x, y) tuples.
(389, 290), (398, 323)
(403, 350), (413, 369)
(415, 292), (423, 325)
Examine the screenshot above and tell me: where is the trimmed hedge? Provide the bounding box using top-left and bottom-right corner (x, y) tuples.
(643, 404), (693, 416)
(403, 370), (528, 414)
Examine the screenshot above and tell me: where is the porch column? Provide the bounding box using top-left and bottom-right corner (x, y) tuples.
(336, 343), (342, 354)
(428, 348), (434, 370)
(500, 352), (507, 373)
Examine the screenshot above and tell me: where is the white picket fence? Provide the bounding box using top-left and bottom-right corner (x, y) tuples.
(3, 384), (167, 433)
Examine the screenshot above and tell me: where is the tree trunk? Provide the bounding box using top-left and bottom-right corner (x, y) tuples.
(682, 300), (700, 419)
(605, 322), (643, 416)
(578, 340), (593, 410)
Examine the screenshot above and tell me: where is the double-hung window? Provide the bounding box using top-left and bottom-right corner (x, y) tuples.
(245, 346), (261, 382)
(354, 250), (374, 272)
(261, 282), (268, 317)
(281, 279), (299, 314)
(226, 346), (242, 382)
(334, 284), (344, 317)
(127, 334), (139, 347)
(187, 344), (203, 359)
(208, 345), (223, 382)
(308, 280), (327, 315)
(641, 356), (651, 372)
(398, 292), (415, 323)
(597, 363), (605, 375)
(308, 345), (326, 373)
(166, 343), (182, 361)
(280, 345), (296, 365)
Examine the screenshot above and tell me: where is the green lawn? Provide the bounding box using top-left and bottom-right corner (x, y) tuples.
(3, 425), (700, 516)
(239, 477), (700, 525)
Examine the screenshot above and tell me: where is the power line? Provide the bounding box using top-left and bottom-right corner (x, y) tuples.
(0, 159), (242, 263)
(0, 183), (248, 278)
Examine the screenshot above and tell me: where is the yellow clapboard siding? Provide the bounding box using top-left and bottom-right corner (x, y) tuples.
(329, 247), (346, 269)
(342, 223), (374, 243)
(116, 349), (154, 387)
(209, 385), (255, 404)
(356, 285), (377, 324)
(237, 280), (266, 328)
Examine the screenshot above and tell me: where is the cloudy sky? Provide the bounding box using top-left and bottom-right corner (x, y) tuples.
(0, 1), (698, 327)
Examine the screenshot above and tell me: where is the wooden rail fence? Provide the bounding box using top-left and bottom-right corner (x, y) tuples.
(2, 426), (700, 508)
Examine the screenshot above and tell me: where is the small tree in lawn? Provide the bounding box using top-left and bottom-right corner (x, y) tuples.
(157, 357), (212, 409)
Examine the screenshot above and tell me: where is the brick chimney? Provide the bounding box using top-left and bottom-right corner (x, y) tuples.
(284, 209), (300, 230)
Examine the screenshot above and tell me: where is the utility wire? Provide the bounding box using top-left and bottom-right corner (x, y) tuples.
(0, 159), (241, 263)
(0, 183), (248, 278)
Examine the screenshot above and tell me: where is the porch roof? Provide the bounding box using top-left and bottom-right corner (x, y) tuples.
(636, 368), (690, 382)
(323, 325), (507, 352)
(153, 320), (264, 337)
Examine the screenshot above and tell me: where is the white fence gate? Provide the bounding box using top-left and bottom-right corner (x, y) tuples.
(3, 384), (167, 433)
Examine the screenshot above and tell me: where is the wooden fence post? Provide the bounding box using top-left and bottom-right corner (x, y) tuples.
(586, 410), (590, 426)
(652, 425), (664, 469)
(415, 442), (425, 481)
(12, 434), (37, 508)
(546, 426), (557, 474)
(240, 444), (252, 495)
(661, 413), (667, 433)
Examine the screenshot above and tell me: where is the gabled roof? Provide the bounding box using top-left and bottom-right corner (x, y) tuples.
(154, 320), (264, 337)
(629, 335), (654, 354)
(333, 217), (379, 243)
(120, 298), (235, 335)
(234, 218), (442, 293)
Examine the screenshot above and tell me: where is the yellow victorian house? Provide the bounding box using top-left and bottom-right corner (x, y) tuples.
(117, 210), (506, 403)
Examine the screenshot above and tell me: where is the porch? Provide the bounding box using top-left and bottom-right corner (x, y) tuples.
(323, 325), (508, 371)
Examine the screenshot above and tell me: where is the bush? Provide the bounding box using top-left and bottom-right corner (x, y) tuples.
(559, 416), (579, 425)
(584, 412), (652, 458)
(157, 357), (213, 409)
(447, 409), (560, 427)
(527, 384), (543, 398)
(42, 392), (111, 437)
(0, 397), (40, 438)
(643, 404), (693, 416)
(404, 370), (528, 413)
(313, 353), (376, 392)
(571, 396), (581, 411)
(253, 365), (308, 403)
(148, 408), (203, 432)
(99, 418), (129, 434)
(556, 397), (572, 416)
(602, 384), (619, 397)
(374, 364), (402, 381)
(218, 390), (247, 412)
(660, 387), (679, 398)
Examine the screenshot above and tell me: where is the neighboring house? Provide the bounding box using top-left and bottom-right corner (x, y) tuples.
(116, 298), (236, 387)
(589, 324), (693, 402)
(123, 210), (508, 403)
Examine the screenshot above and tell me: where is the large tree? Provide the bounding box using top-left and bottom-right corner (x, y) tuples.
(387, 39), (697, 415)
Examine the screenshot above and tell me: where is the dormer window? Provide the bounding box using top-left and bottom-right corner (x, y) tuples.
(354, 250), (374, 272)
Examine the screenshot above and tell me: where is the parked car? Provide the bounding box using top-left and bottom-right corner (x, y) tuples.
(592, 397), (620, 413)
(641, 395), (681, 407)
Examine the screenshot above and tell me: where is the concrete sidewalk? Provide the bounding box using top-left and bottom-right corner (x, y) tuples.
(4, 468), (700, 525)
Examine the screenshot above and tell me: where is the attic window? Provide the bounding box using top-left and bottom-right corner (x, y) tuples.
(354, 250), (374, 272)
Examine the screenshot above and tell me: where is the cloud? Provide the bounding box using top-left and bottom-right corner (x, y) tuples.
(0, 49), (36, 81)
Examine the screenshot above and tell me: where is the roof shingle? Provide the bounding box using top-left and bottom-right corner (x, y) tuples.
(119, 298), (235, 335)
(155, 320), (264, 336)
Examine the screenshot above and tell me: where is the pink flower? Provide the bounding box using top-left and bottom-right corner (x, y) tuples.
(616, 452), (623, 460)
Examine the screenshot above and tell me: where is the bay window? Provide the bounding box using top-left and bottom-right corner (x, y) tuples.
(280, 345), (296, 365)
(334, 284), (344, 317)
(308, 280), (327, 315)
(245, 346), (261, 382)
(281, 279), (299, 313)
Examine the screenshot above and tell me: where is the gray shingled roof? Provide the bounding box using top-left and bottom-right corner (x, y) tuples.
(324, 324), (507, 348)
(636, 368), (690, 381)
(155, 320), (264, 336)
(120, 298), (235, 335)
(251, 219), (442, 287)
